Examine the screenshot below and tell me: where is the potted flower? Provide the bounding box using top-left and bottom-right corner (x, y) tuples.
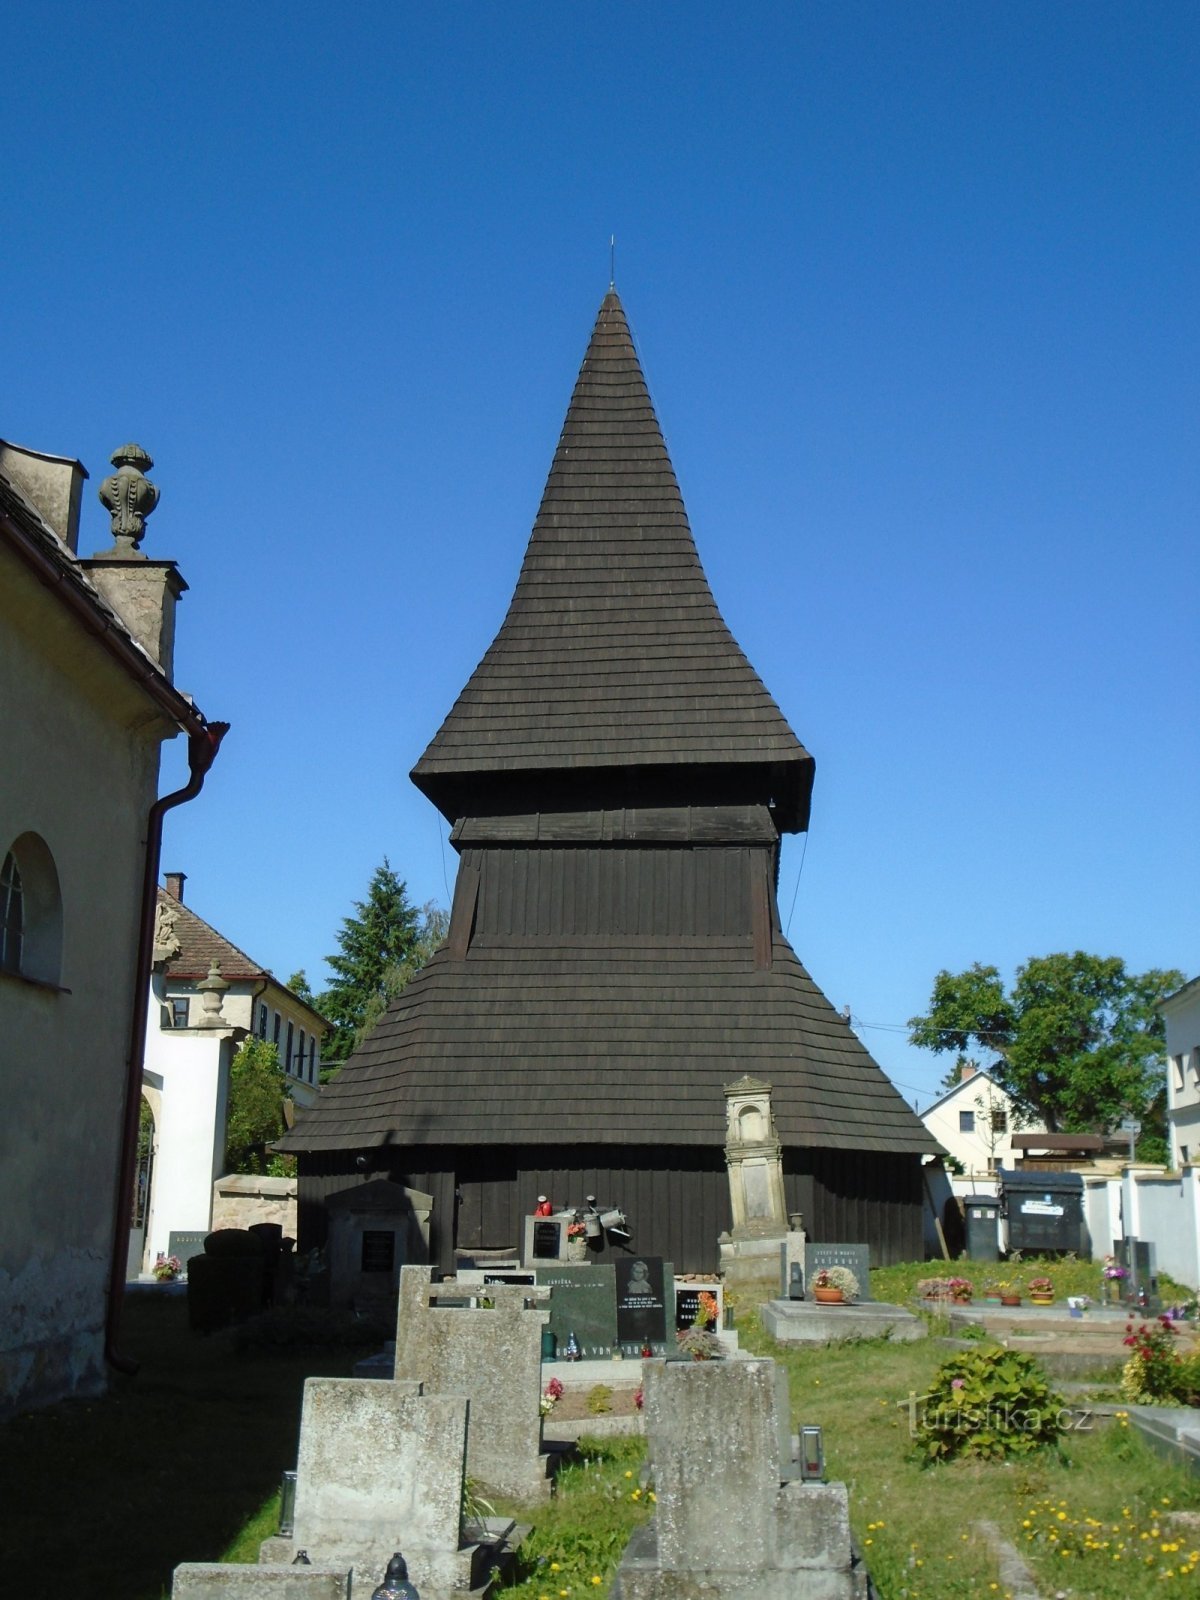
(917, 1275), (949, 1302)
(565, 1221), (587, 1262)
(153, 1253), (183, 1282)
(947, 1276), (974, 1305)
(1028, 1276), (1055, 1305)
(997, 1279), (1022, 1307)
(811, 1265), (860, 1304)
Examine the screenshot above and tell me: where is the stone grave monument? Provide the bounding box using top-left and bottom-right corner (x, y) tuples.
(394, 1265), (553, 1499)
(255, 1375), (495, 1598)
(612, 1356), (869, 1600)
(324, 1179), (433, 1314)
(717, 1078), (801, 1290)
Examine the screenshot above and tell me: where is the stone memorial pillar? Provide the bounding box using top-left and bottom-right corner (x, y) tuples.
(719, 1077), (790, 1288)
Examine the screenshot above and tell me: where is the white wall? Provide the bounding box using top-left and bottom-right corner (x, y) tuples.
(1082, 1167), (1200, 1291)
(141, 1027), (236, 1269)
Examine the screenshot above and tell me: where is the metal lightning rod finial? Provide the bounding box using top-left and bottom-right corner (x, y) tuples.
(610, 234), (615, 289)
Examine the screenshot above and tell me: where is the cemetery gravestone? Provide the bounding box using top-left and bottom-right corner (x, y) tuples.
(612, 1356), (867, 1600)
(532, 1219), (563, 1259)
(167, 1231), (208, 1271)
(537, 1262), (618, 1358)
(394, 1266), (551, 1499)
(801, 1243), (871, 1301)
(615, 1257), (668, 1349)
(274, 1375), (476, 1597)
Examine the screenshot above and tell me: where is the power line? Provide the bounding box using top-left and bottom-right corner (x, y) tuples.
(784, 831), (809, 939)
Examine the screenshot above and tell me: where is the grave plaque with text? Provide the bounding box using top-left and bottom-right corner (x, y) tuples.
(802, 1243), (872, 1300)
(532, 1219), (563, 1260)
(615, 1256), (667, 1349)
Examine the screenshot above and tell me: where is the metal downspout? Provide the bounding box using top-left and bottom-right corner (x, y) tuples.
(104, 720), (229, 1375)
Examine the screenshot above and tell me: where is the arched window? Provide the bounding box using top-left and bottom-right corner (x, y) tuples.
(1, 852), (23, 972)
(0, 834), (62, 985)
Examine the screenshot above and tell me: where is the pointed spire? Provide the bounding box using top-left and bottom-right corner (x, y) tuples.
(413, 292), (813, 829)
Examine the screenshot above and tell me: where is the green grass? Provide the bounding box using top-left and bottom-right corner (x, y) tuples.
(492, 1437), (652, 1600)
(0, 1292), (358, 1600)
(870, 1254), (1193, 1306)
(739, 1296), (1200, 1598)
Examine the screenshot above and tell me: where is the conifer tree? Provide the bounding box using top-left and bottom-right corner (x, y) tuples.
(318, 859), (422, 1073)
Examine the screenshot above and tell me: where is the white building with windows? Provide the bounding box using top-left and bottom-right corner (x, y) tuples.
(136, 876), (328, 1273)
(919, 1066), (1040, 1178)
(1163, 975), (1200, 1170)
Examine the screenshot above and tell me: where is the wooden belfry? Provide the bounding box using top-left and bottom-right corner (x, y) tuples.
(284, 292), (938, 1270)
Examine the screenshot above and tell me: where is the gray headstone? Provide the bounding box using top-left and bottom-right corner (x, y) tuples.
(289, 1376), (471, 1592)
(644, 1358), (789, 1572)
(801, 1244), (872, 1301)
(394, 1266), (549, 1498)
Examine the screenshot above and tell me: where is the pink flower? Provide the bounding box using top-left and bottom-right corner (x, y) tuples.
(951, 1378), (965, 1390)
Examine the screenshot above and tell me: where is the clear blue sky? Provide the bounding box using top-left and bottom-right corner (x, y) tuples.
(10, 3), (1197, 1109)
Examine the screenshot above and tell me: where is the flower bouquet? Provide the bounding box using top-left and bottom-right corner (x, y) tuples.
(153, 1253), (183, 1282)
(812, 1265), (860, 1303)
(539, 1376), (564, 1416)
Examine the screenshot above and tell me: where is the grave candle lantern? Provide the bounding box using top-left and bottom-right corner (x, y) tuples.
(799, 1425), (825, 1482)
(372, 1551), (420, 1600)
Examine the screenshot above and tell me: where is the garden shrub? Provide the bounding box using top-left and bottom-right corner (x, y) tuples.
(917, 1346), (1065, 1463)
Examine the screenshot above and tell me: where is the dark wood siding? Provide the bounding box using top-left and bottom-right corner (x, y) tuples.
(301, 1144), (924, 1274)
(470, 845), (754, 938)
(784, 1149), (923, 1267)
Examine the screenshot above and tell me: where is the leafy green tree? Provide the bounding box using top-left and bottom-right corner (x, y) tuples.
(224, 1038), (294, 1175)
(909, 953), (1183, 1147)
(318, 862), (446, 1077)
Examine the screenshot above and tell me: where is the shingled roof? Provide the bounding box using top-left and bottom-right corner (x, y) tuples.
(412, 291), (814, 833)
(280, 927), (939, 1156)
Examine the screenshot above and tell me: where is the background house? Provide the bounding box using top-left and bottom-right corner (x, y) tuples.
(920, 1066), (1037, 1178)
(0, 438), (220, 1418)
(1163, 975), (1200, 1169)
(136, 877), (329, 1274)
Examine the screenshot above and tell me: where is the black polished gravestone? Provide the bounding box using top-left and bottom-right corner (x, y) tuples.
(802, 1243), (872, 1301)
(532, 1219), (564, 1260)
(615, 1256), (669, 1351)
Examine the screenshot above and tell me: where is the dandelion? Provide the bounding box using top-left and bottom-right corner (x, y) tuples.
(591, 1579), (602, 1588)
(624, 1471), (633, 1479)
(648, 1492), (656, 1502)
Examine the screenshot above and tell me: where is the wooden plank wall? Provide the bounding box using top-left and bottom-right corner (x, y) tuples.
(470, 846), (754, 938)
(300, 1146), (925, 1273)
(786, 1149), (923, 1266)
